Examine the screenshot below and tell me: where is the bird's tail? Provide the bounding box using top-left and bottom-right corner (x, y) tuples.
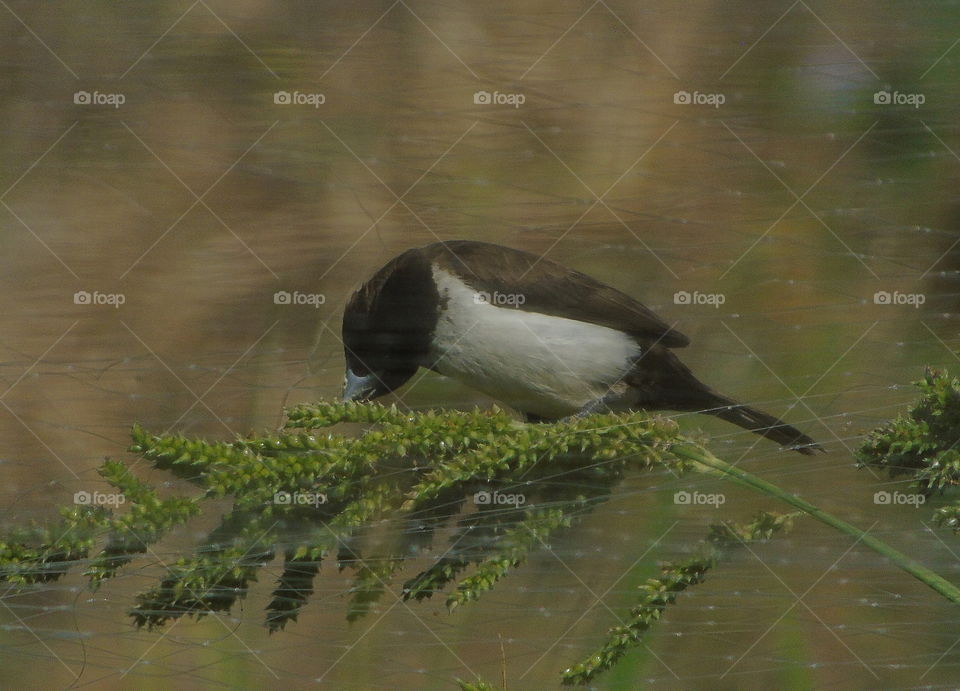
(625, 348), (823, 454)
(696, 391), (823, 455)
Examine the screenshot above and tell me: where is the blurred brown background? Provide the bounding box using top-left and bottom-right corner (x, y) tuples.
(1, 1), (959, 688)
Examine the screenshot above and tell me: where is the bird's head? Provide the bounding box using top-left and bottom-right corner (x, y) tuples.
(340, 249), (437, 402)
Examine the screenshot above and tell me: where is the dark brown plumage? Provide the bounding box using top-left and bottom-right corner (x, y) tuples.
(342, 240), (823, 455)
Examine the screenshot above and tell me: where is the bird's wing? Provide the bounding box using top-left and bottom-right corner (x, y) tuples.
(426, 240), (690, 348)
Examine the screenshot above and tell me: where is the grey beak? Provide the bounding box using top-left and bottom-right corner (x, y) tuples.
(341, 368), (378, 402)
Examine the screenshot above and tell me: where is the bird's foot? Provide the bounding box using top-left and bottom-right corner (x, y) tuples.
(558, 396), (612, 423)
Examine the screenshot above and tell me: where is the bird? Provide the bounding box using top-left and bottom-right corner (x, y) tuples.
(341, 240), (822, 455)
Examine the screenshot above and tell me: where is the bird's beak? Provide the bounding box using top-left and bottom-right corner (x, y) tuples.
(341, 368), (378, 402)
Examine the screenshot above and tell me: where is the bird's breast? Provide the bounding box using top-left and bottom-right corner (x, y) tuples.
(427, 267), (642, 418)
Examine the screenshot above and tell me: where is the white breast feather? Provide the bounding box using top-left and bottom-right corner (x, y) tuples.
(429, 267), (641, 418)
